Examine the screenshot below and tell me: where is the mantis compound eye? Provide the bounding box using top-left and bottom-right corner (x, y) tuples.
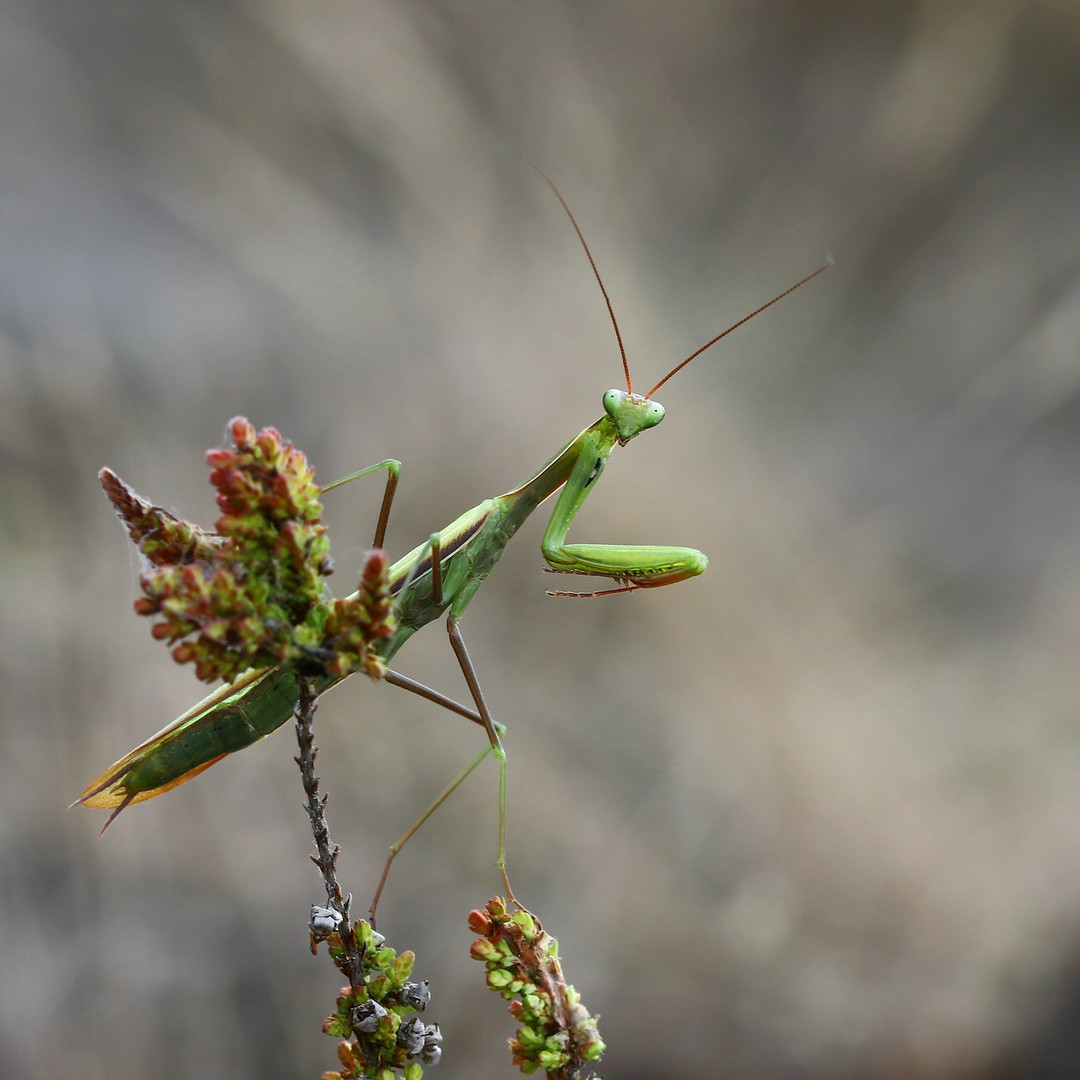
(642, 399), (665, 428)
(601, 388), (626, 417)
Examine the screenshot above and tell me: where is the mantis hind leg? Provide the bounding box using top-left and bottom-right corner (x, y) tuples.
(367, 632), (514, 924)
(366, 687), (498, 925)
(445, 615), (515, 905)
(367, 534), (516, 924)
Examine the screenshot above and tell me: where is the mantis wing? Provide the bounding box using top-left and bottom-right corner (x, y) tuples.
(75, 666), (280, 821)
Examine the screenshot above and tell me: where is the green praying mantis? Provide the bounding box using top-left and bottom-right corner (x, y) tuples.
(76, 176), (829, 911)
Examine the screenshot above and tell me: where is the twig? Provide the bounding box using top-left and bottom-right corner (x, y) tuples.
(294, 675), (366, 993)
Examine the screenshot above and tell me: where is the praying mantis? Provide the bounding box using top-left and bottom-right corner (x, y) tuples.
(76, 176), (829, 910)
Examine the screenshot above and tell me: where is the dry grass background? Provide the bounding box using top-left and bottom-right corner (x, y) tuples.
(3, 2), (1080, 1078)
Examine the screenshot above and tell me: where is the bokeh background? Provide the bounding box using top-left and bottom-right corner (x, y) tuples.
(4, 2), (1080, 1078)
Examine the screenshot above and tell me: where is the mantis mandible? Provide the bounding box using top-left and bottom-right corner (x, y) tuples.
(77, 176), (829, 911)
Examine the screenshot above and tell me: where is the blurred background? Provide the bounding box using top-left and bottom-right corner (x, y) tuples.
(4, 1), (1080, 1077)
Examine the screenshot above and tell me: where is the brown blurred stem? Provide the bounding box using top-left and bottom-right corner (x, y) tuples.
(294, 675), (365, 993)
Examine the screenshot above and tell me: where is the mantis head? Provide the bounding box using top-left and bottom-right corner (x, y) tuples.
(602, 388), (665, 446)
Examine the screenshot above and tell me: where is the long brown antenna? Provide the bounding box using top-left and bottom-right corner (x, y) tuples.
(646, 258), (833, 398)
(532, 167), (633, 394)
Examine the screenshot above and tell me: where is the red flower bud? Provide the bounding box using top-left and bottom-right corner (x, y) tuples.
(228, 416), (255, 448)
(467, 909), (493, 935)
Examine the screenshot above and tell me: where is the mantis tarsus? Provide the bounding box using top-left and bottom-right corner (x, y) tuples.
(77, 176), (829, 914)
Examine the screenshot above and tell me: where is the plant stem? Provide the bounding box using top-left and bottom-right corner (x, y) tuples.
(294, 675), (365, 993)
